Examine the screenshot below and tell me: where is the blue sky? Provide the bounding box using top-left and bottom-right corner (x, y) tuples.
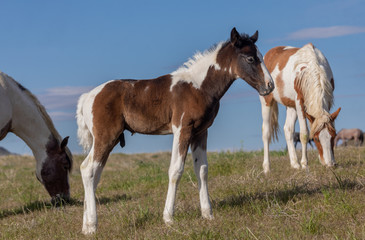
(1, 0), (365, 155)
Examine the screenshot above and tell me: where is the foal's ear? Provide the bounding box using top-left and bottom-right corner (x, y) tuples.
(250, 30), (259, 43)
(306, 113), (315, 124)
(60, 136), (69, 150)
(331, 107), (341, 121)
(230, 27), (241, 47)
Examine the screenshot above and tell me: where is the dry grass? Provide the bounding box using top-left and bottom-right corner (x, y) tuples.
(1, 147), (365, 239)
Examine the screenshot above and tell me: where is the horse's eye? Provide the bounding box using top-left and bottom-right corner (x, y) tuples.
(246, 56), (254, 64)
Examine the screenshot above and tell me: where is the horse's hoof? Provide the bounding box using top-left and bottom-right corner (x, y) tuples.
(202, 209), (214, 220)
(163, 215), (174, 226)
(82, 224), (97, 235)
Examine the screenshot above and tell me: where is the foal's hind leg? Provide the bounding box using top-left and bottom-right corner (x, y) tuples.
(260, 97), (273, 173)
(191, 130), (213, 220)
(81, 136), (119, 234)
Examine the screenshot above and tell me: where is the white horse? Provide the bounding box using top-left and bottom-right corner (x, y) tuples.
(77, 28), (274, 234)
(260, 44), (341, 173)
(0, 71), (72, 201)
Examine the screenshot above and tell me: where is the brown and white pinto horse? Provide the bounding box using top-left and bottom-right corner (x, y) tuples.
(0, 72), (72, 201)
(77, 28), (274, 234)
(260, 44), (340, 173)
(335, 128), (364, 147)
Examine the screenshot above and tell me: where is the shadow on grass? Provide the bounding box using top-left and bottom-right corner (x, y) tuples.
(0, 193), (131, 219)
(216, 178), (363, 209)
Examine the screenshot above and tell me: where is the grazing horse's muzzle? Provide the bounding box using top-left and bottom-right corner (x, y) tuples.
(51, 193), (71, 206)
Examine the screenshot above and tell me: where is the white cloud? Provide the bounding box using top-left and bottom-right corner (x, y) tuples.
(36, 86), (93, 121)
(286, 25), (365, 40)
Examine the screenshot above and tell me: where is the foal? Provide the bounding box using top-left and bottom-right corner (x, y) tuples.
(260, 44), (340, 173)
(77, 28), (274, 234)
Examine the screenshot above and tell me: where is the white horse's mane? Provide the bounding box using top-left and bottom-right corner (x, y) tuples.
(2, 72), (62, 142)
(293, 44), (335, 136)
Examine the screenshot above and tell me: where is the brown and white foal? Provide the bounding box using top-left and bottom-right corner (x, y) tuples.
(77, 28), (274, 234)
(260, 44), (340, 173)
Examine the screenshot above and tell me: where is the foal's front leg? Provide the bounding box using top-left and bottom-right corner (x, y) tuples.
(191, 130), (213, 220)
(163, 125), (191, 224)
(296, 101), (309, 169)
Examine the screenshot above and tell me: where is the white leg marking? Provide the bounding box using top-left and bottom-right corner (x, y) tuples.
(296, 101), (309, 169)
(284, 108), (301, 169)
(81, 150), (104, 235)
(260, 96), (272, 174)
(192, 145), (213, 219)
(163, 123), (186, 224)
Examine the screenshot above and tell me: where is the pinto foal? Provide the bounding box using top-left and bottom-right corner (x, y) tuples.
(77, 28), (274, 234)
(260, 44), (340, 173)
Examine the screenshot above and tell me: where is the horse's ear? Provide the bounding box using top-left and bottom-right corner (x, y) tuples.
(306, 113), (315, 124)
(250, 30), (259, 43)
(331, 107), (341, 121)
(61, 136), (69, 150)
(230, 27), (241, 47)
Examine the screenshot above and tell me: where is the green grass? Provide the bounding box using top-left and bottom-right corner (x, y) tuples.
(1, 147), (365, 239)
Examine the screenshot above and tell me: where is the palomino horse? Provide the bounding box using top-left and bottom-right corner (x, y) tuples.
(0, 72), (72, 202)
(335, 128), (364, 147)
(260, 43), (341, 173)
(77, 28), (274, 234)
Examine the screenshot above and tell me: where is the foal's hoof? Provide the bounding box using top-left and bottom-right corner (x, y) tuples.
(82, 224), (97, 235)
(163, 215), (174, 226)
(202, 209), (214, 220)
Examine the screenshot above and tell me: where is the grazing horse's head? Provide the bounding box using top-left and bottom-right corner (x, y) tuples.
(38, 136), (72, 203)
(229, 27), (274, 96)
(307, 108), (341, 166)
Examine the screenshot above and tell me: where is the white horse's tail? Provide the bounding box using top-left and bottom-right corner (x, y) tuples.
(76, 93), (93, 153)
(269, 101), (279, 143)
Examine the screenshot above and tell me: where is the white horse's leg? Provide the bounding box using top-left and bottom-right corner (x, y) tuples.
(163, 125), (190, 224)
(191, 130), (213, 220)
(80, 148), (104, 234)
(296, 102), (309, 169)
(260, 96), (272, 173)
(284, 107), (300, 169)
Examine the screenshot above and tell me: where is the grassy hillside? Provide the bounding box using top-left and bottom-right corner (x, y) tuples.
(1, 147), (365, 239)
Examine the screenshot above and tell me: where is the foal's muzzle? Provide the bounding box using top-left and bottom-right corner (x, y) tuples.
(259, 81), (275, 96)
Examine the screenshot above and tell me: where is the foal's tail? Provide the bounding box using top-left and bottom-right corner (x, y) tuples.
(269, 101), (279, 143)
(76, 93), (93, 153)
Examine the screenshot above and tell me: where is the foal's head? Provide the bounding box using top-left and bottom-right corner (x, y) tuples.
(307, 108), (341, 166)
(228, 28), (274, 96)
(38, 136), (72, 203)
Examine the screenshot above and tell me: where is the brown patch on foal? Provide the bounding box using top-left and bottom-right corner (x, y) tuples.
(0, 120), (12, 140)
(275, 72), (295, 108)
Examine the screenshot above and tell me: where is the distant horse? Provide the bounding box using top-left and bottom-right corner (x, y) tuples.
(77, 28), (274, 234)
(335, 128), (364, 147)
(259, 44), (340, 173)
(293, 132), (313, 148)
(0, 72), (72, 202)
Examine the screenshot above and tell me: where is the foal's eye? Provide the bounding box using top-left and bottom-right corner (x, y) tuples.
(246, 56), (255, 64)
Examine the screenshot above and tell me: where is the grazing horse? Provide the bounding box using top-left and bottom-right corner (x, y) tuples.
(259, 43), (341, 173)
(293, 132), (313, 148)
(77, 28), (274, 234)
(0, 72), (72, 201)
(335, 128), (364, 147)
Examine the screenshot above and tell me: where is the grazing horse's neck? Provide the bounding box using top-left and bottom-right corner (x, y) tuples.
(8, 80), (60, 168)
